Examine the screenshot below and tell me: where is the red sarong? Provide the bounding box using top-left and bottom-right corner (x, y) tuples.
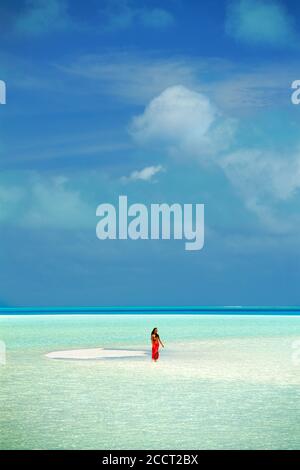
(152, 341), (159, 360)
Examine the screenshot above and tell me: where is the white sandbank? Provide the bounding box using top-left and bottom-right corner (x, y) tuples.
(45, 347), (147, 360)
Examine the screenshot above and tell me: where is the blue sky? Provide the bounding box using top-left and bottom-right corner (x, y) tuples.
(0, 0), (300, 306)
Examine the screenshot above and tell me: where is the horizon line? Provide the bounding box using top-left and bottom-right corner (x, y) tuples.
(0, 305), (300, 315)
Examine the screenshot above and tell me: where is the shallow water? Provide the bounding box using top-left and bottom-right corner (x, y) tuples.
(1, 314), (300, 449)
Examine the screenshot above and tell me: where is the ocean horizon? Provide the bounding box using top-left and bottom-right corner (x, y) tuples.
(1, 306), (300, 315)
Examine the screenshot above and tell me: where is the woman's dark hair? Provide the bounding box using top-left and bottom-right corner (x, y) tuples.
(151, 327), (159, 337)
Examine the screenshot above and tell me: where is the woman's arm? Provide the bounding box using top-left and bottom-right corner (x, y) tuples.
(159, 338), (164, 348)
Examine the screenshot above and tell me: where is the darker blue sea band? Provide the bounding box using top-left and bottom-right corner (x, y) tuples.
(0, 306), (300, 315)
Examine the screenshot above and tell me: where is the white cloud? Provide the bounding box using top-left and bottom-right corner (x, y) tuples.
(222, 149), (300, 201)
(121, 165), (164, 182)
(0, 173), (91, 229)
(130, 85), (237, 162)
(221, 148), (300, 232)
(129, 85), (300, 234)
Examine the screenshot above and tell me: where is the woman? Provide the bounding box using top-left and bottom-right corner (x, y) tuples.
(151, 327), (164, 362)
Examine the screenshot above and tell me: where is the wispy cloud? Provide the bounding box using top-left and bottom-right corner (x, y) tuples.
(59, 51), (296, 111)
(139, 7), (174, 29)
(60, 53), (200, 105)
(226, 0), (297, 48)
(13, 0), (76, 36)
(99, 0), (175, 31)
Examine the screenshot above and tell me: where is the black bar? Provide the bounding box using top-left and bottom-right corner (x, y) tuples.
(0, 450), (299, 466)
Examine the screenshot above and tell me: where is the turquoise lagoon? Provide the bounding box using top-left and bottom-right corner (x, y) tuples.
(0, 313), (300, 449)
